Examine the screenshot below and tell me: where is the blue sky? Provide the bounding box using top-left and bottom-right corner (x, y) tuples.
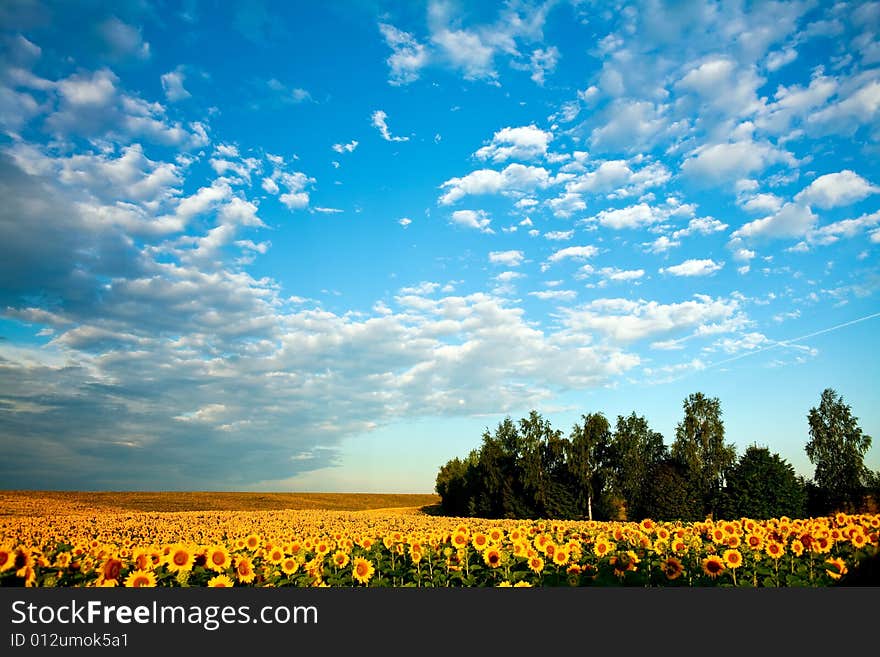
(0, 0), (878, 493)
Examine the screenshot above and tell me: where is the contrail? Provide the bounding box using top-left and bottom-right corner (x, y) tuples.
(706, 310), (880, 370)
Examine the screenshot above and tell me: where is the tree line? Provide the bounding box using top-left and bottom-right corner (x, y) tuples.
(434, 388), (878, 521)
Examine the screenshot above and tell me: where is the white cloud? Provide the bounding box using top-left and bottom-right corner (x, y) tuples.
(529, 289), (576, 301)
(450, 209), (493, 233)
(399, 217), (412, 228)
(807, 79), (880, 135)
(560, 294), (742, 343)
(160, 67), (190, 102)
(794, 170), (879, 209)
(474, 125), (553, 163)
(439, 163), (552, 205)
(371, 110), (409, 142)
(99, 17), (150, 60)
(332, 140), (359, 154)
(681, 139), (795, 183)
(732, 202), (817, 240)
(808, 210), (880, 246)
(672, 216), (728, 239)
(379, 23), (429, 86)
(544, 230), (573, 241)
(546, 245), (599, 266)
(586, 203), (663, 230)
(488, 250), (524, 266)
(589, 100), (670, 153)
(529, 47), (559, 86)
(740, 192), (783, 214)
(765, 47), (798, 71)
(660, 259), (724, 277)
(643, 235), (680, 254)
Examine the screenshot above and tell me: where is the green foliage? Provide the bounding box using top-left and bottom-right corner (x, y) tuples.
(805, 388), (873, 514)
(720, 445), (806, 519)
(638, 457), (703, 522)
(670, 392), (737, 518)
(608, 412), (668, 520)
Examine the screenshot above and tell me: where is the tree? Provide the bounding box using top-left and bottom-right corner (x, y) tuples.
(720, 445), (806, 519)
(805, 388), (873, 513)
(639, 457), (702, 522)
(567, 412), (612, 520)
(607, 412), (667, 520)
(670, 392), (737, 518)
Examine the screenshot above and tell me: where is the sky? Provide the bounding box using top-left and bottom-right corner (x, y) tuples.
(0, 0), (878, 494)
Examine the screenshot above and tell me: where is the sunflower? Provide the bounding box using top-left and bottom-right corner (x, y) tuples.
(166, 544), (194, 573)
(825, 557), (848, 581)
(593, 538), (614, 558)
(483, 548), (503, 568)
(851, 531), (868, 549)
(660, 556), (684, 580)
(701, 555), (725, 579)
(552, 547), (569, 567)
(206, 545), (231, 573)
(723, 549), (743, 569)
(528, 556), (545, 574)
(472, 533), (489, 552)
(267, 547), (285, 565)
(745, 533), (764, 552)
(451, 532), (469, 550)
(207, 574), (235, 588)
(765, 541), (784, 560)
(333, 550), (350, 569)
(235, 556), (256, 584)
(489, 528), (504, 543)
(351, 557), (375, 585)
(811, 536), (832, 554)
(100, 557), (124, 583)
(281, 557), (299, 576)
(790, 539), (804, 557)
(124, 570), (157, 588)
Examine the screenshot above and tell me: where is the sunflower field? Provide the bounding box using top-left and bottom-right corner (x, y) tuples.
(2, 501), (878, 588)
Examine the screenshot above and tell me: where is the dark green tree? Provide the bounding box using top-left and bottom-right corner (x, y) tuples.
(607, 412), (667, 520)
(805, 388), (873, 513)
(671, 392), (737, 518)
(720, 445), (807, 519)
(639, 457), (702, 522)
(567, 412), (612, 520)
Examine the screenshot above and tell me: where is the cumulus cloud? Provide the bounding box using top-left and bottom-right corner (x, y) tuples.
(528, 46), (559, 86)
(488, 250), (524, 266)
(332, 140), (359, 154)
(438, 163), (552, 205)
(450, 209), (493, 233)
(371, 110), (409, 142)
(473, 125), (553, 163)
(379, 23), (429, 85)
(732, 202), (817, 241)
(794, 170), (879, 209)
(161, 67), (190, 102)
(660, 259), (724, 277)
(559, 294), (743, 343)
(681, 138), (796, 184)
(98, 17), (150, 60)
(544, 246), (599, 268)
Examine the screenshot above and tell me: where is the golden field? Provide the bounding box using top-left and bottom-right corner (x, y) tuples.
(1, 491), (877, 588)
